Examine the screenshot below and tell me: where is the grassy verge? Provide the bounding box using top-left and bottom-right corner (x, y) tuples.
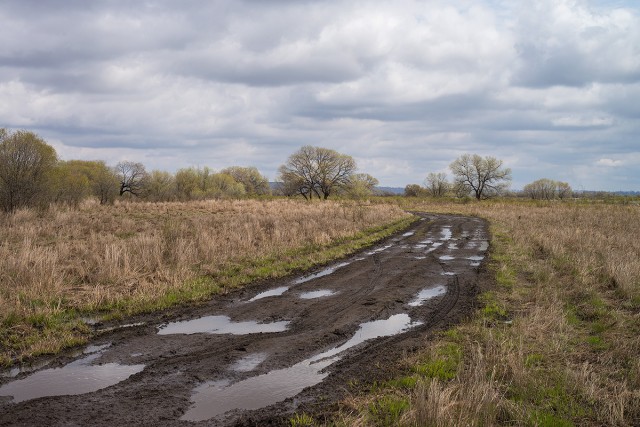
(297, 199), (640, 426)
(0, 199), (413, 367)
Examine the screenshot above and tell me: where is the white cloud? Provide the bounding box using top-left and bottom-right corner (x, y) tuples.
(596, 158), (624, 167)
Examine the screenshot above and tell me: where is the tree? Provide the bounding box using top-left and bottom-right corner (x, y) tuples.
(404, 184), (428, 197)
(115, 161), (148, 197)
(50, 160), (119, 206)
(523, 179), (573, 200)
(278, 146), (357, 200)
(343, 173), (379, 199)
(50, 161), (91, 207)
(424, 172), (449, 197)
(0, 129), (58, 212)
(144, 170), (176, 202)
(449, 154), (511, 200)
(221, 166), (271, 196)
(174, 167), (245, 200)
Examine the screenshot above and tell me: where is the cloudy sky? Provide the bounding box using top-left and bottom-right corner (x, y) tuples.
(1, 0), (639, 190)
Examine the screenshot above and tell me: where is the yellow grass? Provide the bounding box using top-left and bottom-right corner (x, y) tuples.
(0, 198), (409, 364)
(324, 199), (640, 426)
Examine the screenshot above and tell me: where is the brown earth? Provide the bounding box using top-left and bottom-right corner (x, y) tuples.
(0, 213), (492, 427)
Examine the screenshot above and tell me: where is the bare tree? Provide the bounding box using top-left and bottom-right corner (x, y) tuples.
(278, 146), (357, 200)
(0, 129), (58, 212)
(557, 181), (572, 199)
(523, 179), (573, 200)
(449, 154), (511, 200)
(343, 173), (379, 199)
(424, 172), (449, 197)
(115, 161), (148, 197)
(404, 184), (427, 197)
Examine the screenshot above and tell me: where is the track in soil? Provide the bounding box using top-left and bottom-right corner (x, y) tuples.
(0, 213), (492, 426)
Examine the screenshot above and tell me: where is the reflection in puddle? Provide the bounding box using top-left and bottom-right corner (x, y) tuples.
(293, 262), (350, 284)
(439, 255), (455, 261)
(299, 290), (336, 299)
(366, 244), (393, 255)
(414, 256), (427, 260)
(467, 256), (484, 261)
(478, 241), (489, 251)
(1, 359), (52, 379)
(248, 286), (289, 302)
(448, 244), (458, 250)
(0, 353), (145, 403)
(402, 231), (415, 237)
(471, 262), (480, 267)
(441, 272), (456, 276)
(408, 286), (447, 306)
(441, 227), (452, 240)
(230, 353), (268, 372)
(83, 343), (111, 354)
(182, 314), (422, 421)
(158, 315), (290, 335)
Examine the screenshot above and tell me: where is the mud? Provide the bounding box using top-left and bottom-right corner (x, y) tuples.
(0, 213), (492, 426)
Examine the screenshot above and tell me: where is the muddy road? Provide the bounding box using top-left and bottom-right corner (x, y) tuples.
(0, 213), (491, 426)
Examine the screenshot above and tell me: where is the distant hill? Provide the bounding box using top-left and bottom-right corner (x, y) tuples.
(375, 186), (404, 195)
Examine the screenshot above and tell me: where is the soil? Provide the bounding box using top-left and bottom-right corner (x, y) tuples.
(0, 213), (493, 427)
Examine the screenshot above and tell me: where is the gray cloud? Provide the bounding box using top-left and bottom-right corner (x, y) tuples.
(0, 0), (638, 190)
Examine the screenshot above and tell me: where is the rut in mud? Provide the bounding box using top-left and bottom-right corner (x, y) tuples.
(0, 213), (492, 426)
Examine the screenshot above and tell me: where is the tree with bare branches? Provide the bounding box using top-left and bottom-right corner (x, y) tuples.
(278, 146), (357, 200)
(449, 154), (511, 200)
(424, 172), (449, 197)
(115, 161), (148, 197)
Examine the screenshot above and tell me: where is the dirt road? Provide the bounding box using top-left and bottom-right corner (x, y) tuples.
(0, 213), (491, 426)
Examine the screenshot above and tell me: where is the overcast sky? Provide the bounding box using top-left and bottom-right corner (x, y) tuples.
(1, 0), (638, 190)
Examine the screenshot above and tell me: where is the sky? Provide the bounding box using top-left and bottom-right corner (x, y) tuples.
(0, 0), (638, 191)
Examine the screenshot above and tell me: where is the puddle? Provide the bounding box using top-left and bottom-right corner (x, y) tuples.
(0, 352), (145, 403)
(408, 286), (447, 306)
(471, 262), (480, 267)
(230, 353), (268, 372)
(248, 286), (289, 302)
(158, 315), (290, 335)
(293, 262), (351, 284)
(83, 343), (111, 354)
(402, 231), (415, 237)
(440, 227), (452, 240)
(448, 244), (458, 250)
(182, 313), (422, 421)
(439, 255), (455, 261)
(81, 317), (100, 325)
(299, 290), (336, 299)
(366, 244), (394, 256)
(1, 359), (52, 379)
(466, 256), (484, 261)
(478, 241), (489, 251)
(414, 256), (427, 260)
(441, 272), (456, 276)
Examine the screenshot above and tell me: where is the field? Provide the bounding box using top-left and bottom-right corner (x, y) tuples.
(327, 200), (640, 426)
(0, 199), (411, 365)
(1, 197), (639, 426)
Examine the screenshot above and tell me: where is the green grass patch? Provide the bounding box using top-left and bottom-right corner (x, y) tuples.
(367, 395), (410, 427)
(414, 342), (462, 381)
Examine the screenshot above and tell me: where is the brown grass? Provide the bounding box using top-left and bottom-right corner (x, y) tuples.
(0, 198), (409, 364)
(325, 199), (640, 426)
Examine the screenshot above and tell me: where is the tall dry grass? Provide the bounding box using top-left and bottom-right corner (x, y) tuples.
(330, 200), (640, 426)
(0, 198), (408, 362)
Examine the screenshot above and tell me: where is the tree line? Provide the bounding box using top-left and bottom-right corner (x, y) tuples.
(0, 130), (381, 213)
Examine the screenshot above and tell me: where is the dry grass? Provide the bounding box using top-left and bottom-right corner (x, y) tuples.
(0, 198), (409, 364)
(324, 199), (640, 426)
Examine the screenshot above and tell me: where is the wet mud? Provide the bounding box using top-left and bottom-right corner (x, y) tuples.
(0, 213), (492, 426)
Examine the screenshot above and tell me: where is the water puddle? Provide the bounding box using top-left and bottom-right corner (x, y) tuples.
(439, 255), (455, 261)
(414, 256), (427, 260)
(83, 343), (111, 354)
(440, 227), (452, 240)
(441, 272), (456, 276)
(466, 255), (484, 261)
(230, 353), (268, 372)
(448, 244), (458, 250)
(158, 315), (290, 335)
(182, 313), (422, 421)
(1, 359), (52, 379)
(478, 241), (489, 251)
(402, 231), (415, 237)
(293, 262), (350, 284)
(366, 244), (394, 256)
(0, 352), (145, 403)
(470, 262), (480, 267)
(248, 286), (289, 302)
(299, 290), (336, 299)
(408, 286), (447, 306)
